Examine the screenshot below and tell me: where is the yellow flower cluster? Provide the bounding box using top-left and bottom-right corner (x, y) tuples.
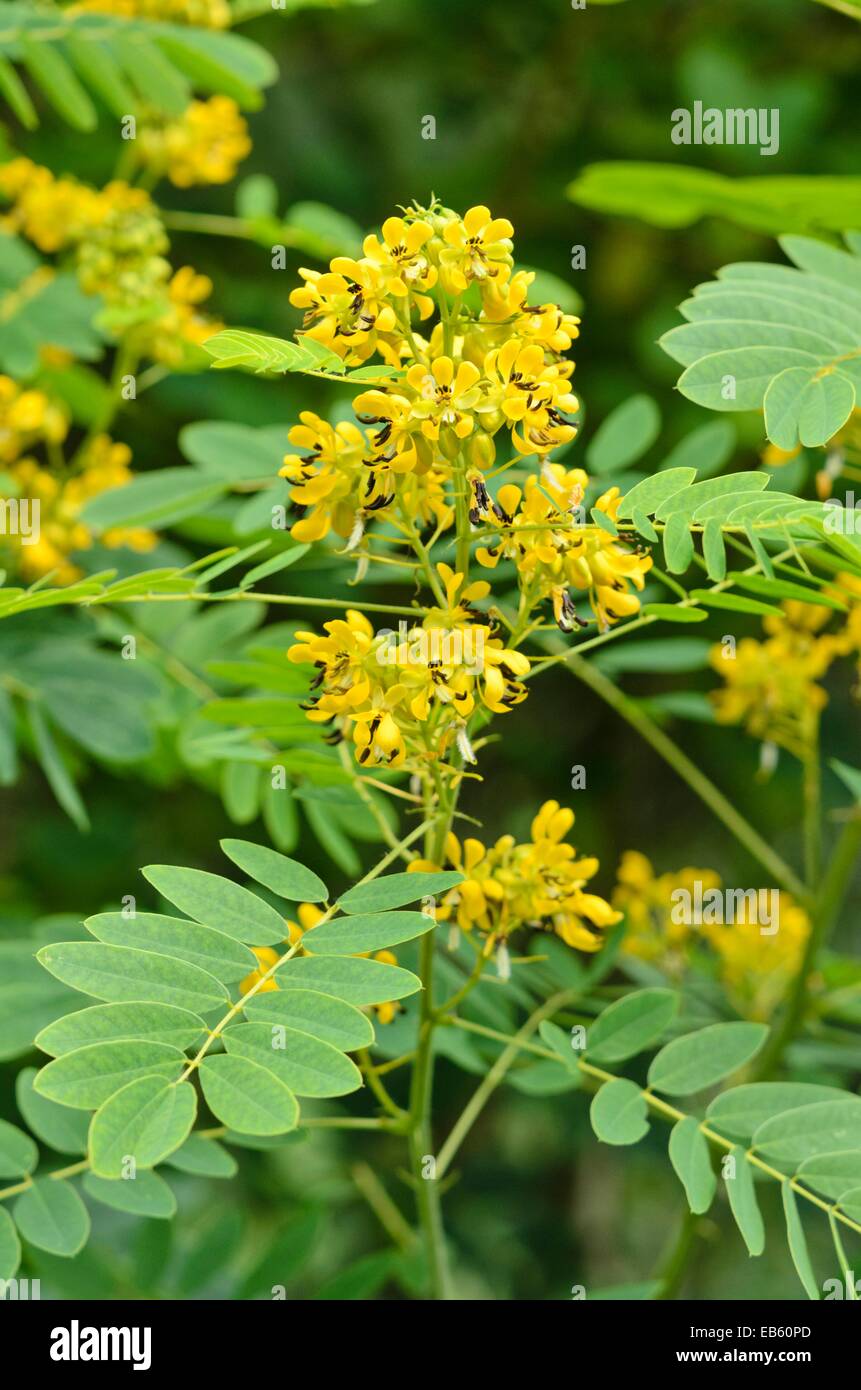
(409, 800), (621, 960)
(239, 909), (401, 1024)
(0, 376), (67, 465)
(613, 851), (722, 977)
(709, 592), (861, 757)
(287, 564), (529, 773)
(4, 435), (157, 583)
(280, 201), (652, 637)
(613, 851), (810, 1020)
(72, 0), (230, 26)
(475, 466), (653, 632)
(138, 97), (251, 189)
(280, 411), (452, 543)
(0, 158), (219, 363)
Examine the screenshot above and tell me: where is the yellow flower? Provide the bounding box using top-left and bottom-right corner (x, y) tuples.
(410, 800), (619, 955)
(290, 260), (397, 365)
(709, 601), (844, 755)
(0, 376), (67, 464)
(352, 705), (408, 768)
(438, 204), (514, 293)
(141, 97), (252, 188)
(481, 339), (578, 455)
(280, 412), (374, 542)
(362, 216), (437, 308)
(288, 608), (377, 718)
(516, 302), (581, 355)
(352, 385), (425, 473)
(477, 469), (652, 632)
(403, 357), (482, 441)
(613, 852), (812, 1020)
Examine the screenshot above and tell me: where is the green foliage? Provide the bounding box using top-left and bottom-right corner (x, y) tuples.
(647, 1022), (768, 1095)
(590, 1078), (650, 1145)
(568, 163), (861, 237)
(0, 5), (277, 130)
(668, 1118), (717, 1215)
(584, 987), (678, 1063)
(14, 1177), (89, 1256)
(725, 1149), (765, 1257)
(337, 870), (463, 913)
(585, 394), (661, 475)
(0, 235), (104, 375)
(660, 234), (861, 448)
(204, 327), (404, 384)
(0, 840), (435, 1268)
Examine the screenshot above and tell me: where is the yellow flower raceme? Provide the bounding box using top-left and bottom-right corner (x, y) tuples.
(0, 376), (67, 464)
(613, 851), (811, 1020)
(139, 97), (252, 188)
(437, 204), (514, 294)
(481, 339), (579, 456)
(476, 467), (652, 632)
(0, 159), (218, 358)
(275, 199), (588, 569)
(290, 260), (397, 365)
(613, 850), (721, 975)
(287, 568), (530, 772)
(709, 600), (845, 754)
(3, 435), (156, 584)
(409, 800), (620, 958)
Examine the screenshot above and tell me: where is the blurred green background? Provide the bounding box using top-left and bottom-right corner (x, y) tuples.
(2, 0), (861, 1299)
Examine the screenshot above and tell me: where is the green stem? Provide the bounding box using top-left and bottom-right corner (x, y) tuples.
(161, 210), (265, 240)
(358, 1049), (406, 1121)
(89, 591), (429, 618)
(405, 780), (456, 1297)
(654, 1207), (700, 1300)
(408, 932), (452, 1296)
(445, 1014), (558, 1059)
(554, 643), (811, 905)
(453, 452), (472, 580)
(352, 1161), (418, 1251)
(435, 990), (573, 1179)
(802, 730), (822, 889)
(438, 1014), (861, 1238)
